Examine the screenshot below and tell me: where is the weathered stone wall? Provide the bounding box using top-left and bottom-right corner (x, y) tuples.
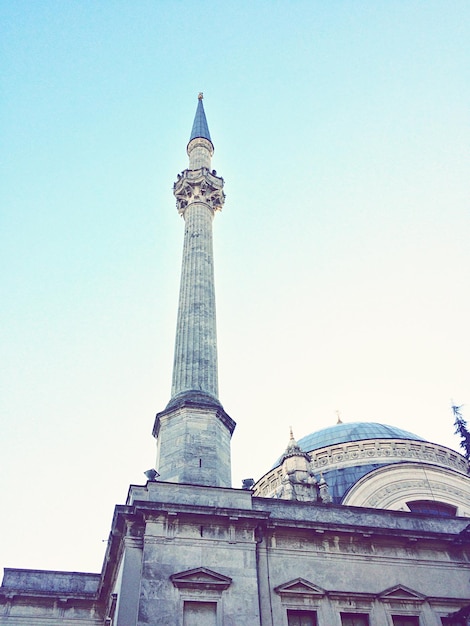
(153, 402), (233, 487)
(103, 483), (470, 625)
(2, 487), (470, 625)
(0, 569), (102, 625)
(137, 516), (260, 626)
(253, 497), (470, 625)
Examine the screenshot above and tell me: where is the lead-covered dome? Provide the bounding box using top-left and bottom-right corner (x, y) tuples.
(268, 422), (428, 504)
(296, 422), (426, 453)
(253, 420), (470, 516)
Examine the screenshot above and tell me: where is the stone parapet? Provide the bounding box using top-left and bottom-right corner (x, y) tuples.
(0, 569), (102, 625)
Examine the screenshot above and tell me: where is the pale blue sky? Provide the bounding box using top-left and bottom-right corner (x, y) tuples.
(1, 1), (469, 573)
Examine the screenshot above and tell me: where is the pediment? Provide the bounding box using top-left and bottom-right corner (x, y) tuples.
(378, 585), (425, 601)
(275, 578), (326, 597)
(170, 567), (232, 591)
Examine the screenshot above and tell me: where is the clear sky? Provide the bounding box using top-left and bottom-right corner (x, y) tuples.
(1, 1), (469, 574)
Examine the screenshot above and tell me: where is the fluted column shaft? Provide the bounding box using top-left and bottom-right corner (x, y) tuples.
(171, 200), (218, 400)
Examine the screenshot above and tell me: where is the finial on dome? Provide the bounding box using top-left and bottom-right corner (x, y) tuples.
(336, 410), (343, 424)
(289, 426), (294, 440)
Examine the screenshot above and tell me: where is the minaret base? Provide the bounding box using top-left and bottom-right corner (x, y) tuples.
(153, 394), (235, 487)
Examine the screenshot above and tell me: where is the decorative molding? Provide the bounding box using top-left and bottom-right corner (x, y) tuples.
(174, 168), (225, 216)
(310, 439), (468, 474)
(368, 479), (469, 508)
(343, 463), (470, 512)
(170, 567), (232, 592)
(275, 581), (427, 605)
(378, 585), (426, 602)
(274, 578), (326, 600)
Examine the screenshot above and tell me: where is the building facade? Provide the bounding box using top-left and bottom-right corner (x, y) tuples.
(1, 97), (469, 626)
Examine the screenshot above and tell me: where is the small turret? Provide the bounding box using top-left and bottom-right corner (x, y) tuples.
(275, 428), (319, 502)
(318, 473), (333, 504)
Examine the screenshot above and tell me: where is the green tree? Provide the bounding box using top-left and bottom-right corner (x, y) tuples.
(452, 404), (470, 460)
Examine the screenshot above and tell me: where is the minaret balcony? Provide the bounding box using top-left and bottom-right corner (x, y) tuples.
(174, 168), (225, 216)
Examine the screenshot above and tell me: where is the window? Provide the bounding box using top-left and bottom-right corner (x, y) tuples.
(287, 610), (317, 626)
(392, 616), (419, 626)
(341, 613), (369, 626)
(441, 618), (465, 626)
(406, 500), (457, 517)
(183, 601), (217, 626)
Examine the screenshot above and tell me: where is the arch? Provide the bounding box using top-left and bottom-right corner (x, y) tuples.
(342, 463), (470, 515)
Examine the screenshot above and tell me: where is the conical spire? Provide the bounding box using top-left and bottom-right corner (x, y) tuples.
(280, 427), (310, 463)
(189, 93), (212, 145)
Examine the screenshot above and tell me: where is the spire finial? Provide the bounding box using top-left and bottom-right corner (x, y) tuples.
(188, 94), (212, 146)
(279, 426), (310, 463)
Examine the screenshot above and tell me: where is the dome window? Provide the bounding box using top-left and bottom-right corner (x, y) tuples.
(406, 500), (457, 517)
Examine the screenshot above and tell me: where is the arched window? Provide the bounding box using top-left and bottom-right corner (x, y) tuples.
(406, 500), (457, 517)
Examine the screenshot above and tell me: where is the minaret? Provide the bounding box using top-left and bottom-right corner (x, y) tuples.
(152, 94), (236, 487)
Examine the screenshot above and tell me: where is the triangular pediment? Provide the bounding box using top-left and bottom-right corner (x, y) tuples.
(379, 585), (425, 601)
(170, 567), (232, 591)
(275, 578), (326, 597)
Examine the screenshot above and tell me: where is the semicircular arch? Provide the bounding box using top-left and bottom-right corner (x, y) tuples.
(342, 462), (470, 516)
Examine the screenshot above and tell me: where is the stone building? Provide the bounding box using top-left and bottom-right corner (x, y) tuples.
(1, 96), (470, 626)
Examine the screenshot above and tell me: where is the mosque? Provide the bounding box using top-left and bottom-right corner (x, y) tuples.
(1, 96), (469, 626)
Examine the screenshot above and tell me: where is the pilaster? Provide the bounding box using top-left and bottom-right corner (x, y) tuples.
(113, 522), (144, 626)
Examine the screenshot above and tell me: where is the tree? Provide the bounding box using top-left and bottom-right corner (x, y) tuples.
(452, 404), (470, 460)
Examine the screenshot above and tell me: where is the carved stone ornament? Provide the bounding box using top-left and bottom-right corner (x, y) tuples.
(174, 168), (225, 216)
(310, 439), (468, 474)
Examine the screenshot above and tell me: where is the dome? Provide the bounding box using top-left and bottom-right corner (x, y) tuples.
(271, 422), (426, 471)
(296, 421), (427, 454)
(256, 421), (470, 511)
(285, 421), (428, 504)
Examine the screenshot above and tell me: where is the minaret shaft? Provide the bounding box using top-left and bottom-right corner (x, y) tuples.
(153, 96), (235, 488)
(188, 138), (213, 169)
(171, 201), (218, 401)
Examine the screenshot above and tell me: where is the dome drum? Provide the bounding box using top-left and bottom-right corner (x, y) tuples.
(253, 422), (469, 513)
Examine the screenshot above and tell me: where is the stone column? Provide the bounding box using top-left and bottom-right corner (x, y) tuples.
(114, 528), (143, 626)
(170, 166), (224, 403)
(153, 97), (235, 487)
